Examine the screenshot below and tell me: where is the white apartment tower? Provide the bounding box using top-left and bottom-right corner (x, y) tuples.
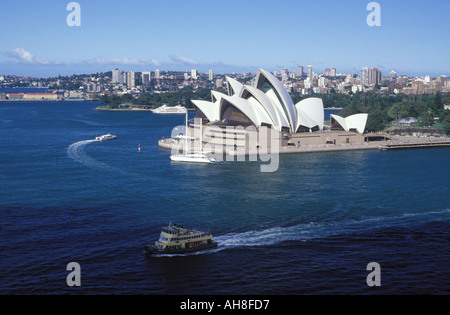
(112, 68), (121, 83)
(307, 65), (313, 79)
(191, 69), (198, 80)
(127, 71), (135, 88)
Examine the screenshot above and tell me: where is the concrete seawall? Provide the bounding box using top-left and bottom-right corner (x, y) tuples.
(159, 135), (450, 156)
(379, 140), (450, 150)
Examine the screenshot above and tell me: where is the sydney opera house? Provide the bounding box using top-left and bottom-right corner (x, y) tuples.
(160, 69), (369, 154)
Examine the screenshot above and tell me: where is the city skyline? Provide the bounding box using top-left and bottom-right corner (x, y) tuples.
(1, 0), (449, 77)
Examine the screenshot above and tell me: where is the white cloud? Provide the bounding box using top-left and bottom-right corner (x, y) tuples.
(170, 54), (203, 66)
(4, 48), (57, 65)
(85, 57), (162, 67)
(150, 59), (161, 66)
(86, 57), (146, 66)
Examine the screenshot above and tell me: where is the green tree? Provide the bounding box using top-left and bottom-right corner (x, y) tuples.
(388, 103), (408, 124)
(365, 109), (385, 131)
(434, 91), (443, 113)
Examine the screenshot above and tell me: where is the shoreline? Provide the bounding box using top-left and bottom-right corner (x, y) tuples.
(0, 99), (96, 102)
(95, 106), (153, 111)
(94, 106), (196, 111)
(159, 135), (450, 155)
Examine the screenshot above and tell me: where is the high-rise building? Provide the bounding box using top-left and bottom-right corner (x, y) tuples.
(296, 66), (304, 77)
(142, 71), (151, 86)
(307, 65), (313, 79)
(304, 77), (312, 89)
(361, 67), (382, 86)
(330, 68), (336, 77)
(209, 69), (214, 81)
(191, 69), (198, 80)
(360, 67), (369, 84)
(127, 71), (135, 88)
(155, 69), (161, 79)
(281, 68), (289, 81)
(371, 68), (382, 85)
(112, 68), (120, 83)
(215, 78), (223, 88)
(318, 77), (328, 88)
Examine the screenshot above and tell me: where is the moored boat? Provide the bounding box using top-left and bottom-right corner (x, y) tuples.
(144, 222), (218, 255)
(170, 152), (216, 163)
(169, 111), (216, 163)
(151, 105), (187, 114)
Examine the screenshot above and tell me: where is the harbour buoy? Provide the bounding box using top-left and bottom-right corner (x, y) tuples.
(138, 144), (141, 152)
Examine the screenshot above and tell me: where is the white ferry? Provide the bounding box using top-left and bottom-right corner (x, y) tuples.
(144, 223), (218, 255)
(151, 105), (187, 114)
(95, 134), (117, 141)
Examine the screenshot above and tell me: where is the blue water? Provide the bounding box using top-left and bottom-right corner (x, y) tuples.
(0, 88), (49, 94)
(1, 101), (449, 295)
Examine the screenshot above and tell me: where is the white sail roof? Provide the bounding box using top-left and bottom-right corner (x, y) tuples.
(295, 98), (324, 131)
(192, 100), (220, 122)
(226, 76), (244, 96)
(345, 113), (368, 134)
(211, 90), (226, 104)
(330, 113), (368, 134)
(255, 69), (297, 133)
(239, 85), (289, 131)
(189, 69), (353, 135)
(219, 95), (273, 127)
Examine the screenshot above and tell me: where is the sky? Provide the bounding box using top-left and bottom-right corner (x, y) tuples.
(0, 0), (449, 78)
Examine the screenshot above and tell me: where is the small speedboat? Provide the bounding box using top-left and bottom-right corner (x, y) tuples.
(144, 222), (218, 256)
(95, 134), (117, 141)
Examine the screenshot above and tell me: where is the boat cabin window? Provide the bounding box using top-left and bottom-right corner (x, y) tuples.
(163, 228), (178, 235)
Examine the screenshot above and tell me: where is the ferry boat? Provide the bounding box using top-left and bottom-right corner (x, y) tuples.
(151, 105), (187, 114)
(144, 223), (218, 255)
(95, 134), (117, 141)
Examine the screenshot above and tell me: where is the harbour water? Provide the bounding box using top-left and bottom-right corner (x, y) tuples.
(1, 101), (449, 295)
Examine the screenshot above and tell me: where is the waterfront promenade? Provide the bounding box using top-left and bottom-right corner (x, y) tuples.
(159, 134), (450, 155)
(378, 136), (450, 150)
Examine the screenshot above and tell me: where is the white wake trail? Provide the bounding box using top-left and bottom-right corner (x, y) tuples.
(213, 209), (450, 249)
(67, 140), (121, 172)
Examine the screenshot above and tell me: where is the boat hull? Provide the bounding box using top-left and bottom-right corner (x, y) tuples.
(95, 134), (117, 141)
(144, 242), (218, 256)
(151, 105), (187, 114)
(170, 154), (215, 163)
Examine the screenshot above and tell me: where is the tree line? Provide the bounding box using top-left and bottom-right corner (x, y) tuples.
(99, 87), (214, 110)
(293, 91), (450, 134)
(100, 89), (450, 135)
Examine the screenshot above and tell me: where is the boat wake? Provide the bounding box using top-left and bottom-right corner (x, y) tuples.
(214, 209), (450, 250)
(214, 223), (330, 248)
(148, 209), (449, 258)
(67, 140), (122, 172)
